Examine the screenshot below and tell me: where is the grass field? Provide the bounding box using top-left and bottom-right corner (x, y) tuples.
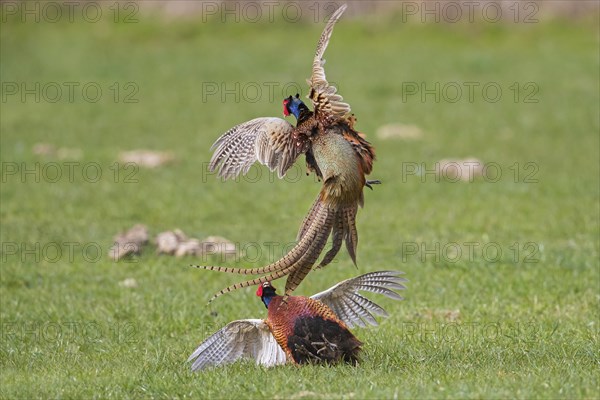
(1, 3), (599, 399)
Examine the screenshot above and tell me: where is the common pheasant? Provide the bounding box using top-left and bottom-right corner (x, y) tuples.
(187, 271), (406, 371)
(198, 4), (378, 301)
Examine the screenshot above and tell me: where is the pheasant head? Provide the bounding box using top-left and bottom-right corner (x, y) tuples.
(283, 94), (310, 120)
(256, 282), (277, 309)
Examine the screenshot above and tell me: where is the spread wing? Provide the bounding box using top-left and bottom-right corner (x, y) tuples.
(307, 4), (351, 118)
(311, 270), (407, 328)
(209, 117), (302, 180)
(187, 319), (287, 371)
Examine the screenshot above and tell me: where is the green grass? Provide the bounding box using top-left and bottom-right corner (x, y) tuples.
(1, 8), (599, 399)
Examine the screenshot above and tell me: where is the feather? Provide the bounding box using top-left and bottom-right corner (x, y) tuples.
(316, 209), (344, 269)
(311, 270), (407, 328)
(188, 319), (286, 371)
(209, 117), (302, 179)
(307, 4), (351, 118)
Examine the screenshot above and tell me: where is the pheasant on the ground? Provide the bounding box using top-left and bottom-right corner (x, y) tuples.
(187, 271), (406, 371)
(197, 4), (380, 302)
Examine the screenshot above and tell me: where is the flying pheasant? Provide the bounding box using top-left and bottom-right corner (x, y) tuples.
(187, 271), (406, 371)
(198, 4), (378, 301)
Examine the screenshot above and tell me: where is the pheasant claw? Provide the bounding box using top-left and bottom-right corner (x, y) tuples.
(365, 180), (382, 190)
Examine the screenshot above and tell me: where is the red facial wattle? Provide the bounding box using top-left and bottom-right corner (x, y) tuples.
(256, 285), (263, 297)
(283, 100), (290, 116)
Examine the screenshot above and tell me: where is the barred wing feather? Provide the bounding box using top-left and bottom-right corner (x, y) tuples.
(311, 270), (407, 328)
(188, 319), (287, 371)
(307, 4), (351, 118)
(209, 117), (301, 179)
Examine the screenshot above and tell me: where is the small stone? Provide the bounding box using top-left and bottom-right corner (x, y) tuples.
(109, 224), (149, 261)
(56, 147), (83, 160)
(436, 158), (483, 182)
(119, 150), (174, 168)
(444, 309), (460, 322)
(32, 143), (56, 155)
(156, 229), (188, 255)
(201, 236), (237, 257)
(377, 123), (423, 140)
(119, 278), (138, 288)
(175, 239), (203, 257)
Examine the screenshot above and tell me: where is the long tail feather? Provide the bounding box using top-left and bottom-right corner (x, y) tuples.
(296, 195), (321, 241)
(206, 199), (333, 302)
(207, 261), (301, 303)
(284, 205), (335, 296)
(201, 189), (361, 301)
(344, 205), (358, 266)
(195, 197), (325, 276)
(316, 209), (344, 269)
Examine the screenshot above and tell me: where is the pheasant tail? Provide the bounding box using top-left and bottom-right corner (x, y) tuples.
(315, 203), (359, 270)
(203, 196), (335, 302)
(283, 202), (334, 296)
(195, 192), (329, 277)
